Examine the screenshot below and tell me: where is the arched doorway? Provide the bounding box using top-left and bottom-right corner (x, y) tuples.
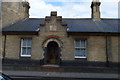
(45, 41), (60, 65)
(42, 37), (63, 65)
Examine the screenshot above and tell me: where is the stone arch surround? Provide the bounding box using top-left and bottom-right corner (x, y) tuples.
(42, 37), (63, 65)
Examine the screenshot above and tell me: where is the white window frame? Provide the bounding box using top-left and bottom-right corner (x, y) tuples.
(74, 39), (87, 58)
(20, 38), (32, 57)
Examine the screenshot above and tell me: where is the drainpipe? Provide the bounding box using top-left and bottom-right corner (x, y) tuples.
(3, 35), (6, 63)
(106, 35), (109, 67)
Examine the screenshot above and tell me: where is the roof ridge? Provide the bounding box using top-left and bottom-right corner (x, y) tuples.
(101, 18), (119, 20)
(63, 18), (92, 19)
(28, 18), (119, 20)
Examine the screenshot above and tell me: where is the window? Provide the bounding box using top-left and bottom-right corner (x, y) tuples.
(74, 39), (87, 58)
(21, 38), (32, 57)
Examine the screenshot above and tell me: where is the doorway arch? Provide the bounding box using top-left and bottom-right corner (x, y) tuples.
(45, 41), (59, 64)
(42, 37), (63, 65)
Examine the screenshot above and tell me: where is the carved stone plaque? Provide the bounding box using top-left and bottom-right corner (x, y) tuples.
(50, 25), (57, 31)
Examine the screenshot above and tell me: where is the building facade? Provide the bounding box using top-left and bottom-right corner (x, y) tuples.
(2, 0), (119, 67)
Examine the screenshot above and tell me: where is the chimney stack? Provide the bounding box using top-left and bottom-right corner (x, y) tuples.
(22, 1), (30, 18)
(91, 0), (101, 19)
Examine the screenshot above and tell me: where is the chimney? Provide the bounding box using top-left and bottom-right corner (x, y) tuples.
(22, 1), (30, 18)
(91, 0), (101, 19)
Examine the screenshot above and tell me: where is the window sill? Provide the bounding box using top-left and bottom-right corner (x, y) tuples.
(75, 58), (87, 61)
(75, 57), (87, 61)
(75, 56), (86, 58)
(21, 55), (31, 57)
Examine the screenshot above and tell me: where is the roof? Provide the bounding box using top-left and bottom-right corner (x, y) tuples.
(65, 19), (119, 33)
(2, 18), (120, 34)
(2, 18), (43, 32)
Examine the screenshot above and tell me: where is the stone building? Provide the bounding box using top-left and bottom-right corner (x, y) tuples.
(1, 0), (119, 72)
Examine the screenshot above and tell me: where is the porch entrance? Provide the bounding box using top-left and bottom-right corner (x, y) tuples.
(45, 41), (60, 65)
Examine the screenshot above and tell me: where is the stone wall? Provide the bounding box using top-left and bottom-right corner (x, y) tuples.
(111, 36), (119, 62)
(87, 36), (106, 62)
(2, 2), (29, 27)
(5, 35), (20, 59)
(2, 34), (119, 62)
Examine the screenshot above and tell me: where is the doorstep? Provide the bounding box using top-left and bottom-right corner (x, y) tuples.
(40, 64), (60, 71)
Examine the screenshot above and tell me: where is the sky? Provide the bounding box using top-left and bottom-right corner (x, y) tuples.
(28, 0), (120, 18)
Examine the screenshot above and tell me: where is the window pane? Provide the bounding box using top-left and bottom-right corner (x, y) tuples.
(75, 48), (80, 56)
(27, 39), (32, 46)
(26, 47), (31, 55)
(75, 40), (80, 47)
(22, 47), (27, 55)
(80, 49), (85, 56)
(81, 40), (85, 48)
(22, 39), (27, 46)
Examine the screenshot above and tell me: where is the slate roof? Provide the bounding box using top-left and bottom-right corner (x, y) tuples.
(2, 18), (43, 32)
(65, 19), (119, 33)
(2, 18), (120, 34)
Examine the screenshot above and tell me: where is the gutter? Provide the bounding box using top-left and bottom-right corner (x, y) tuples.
(2, 31), (38, 35)
(105, 36), (109, 67)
